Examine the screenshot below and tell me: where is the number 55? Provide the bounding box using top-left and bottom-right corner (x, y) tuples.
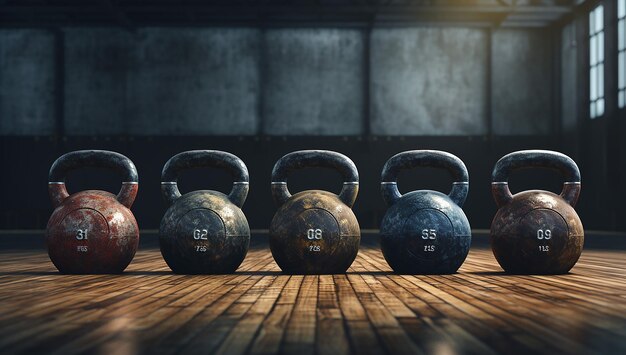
(421, 229), (436, 240)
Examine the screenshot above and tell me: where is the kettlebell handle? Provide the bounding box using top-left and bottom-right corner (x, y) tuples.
(161, 150), (249, 208)
(381, 150), (469, 207)
(271, 150), (359, 208)
(48, 150), (138, 209)
(492, 150), (581, 207)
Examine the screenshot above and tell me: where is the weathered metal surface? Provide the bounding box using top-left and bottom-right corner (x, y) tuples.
(46, 150), (139, 274)
(48, 150), (139, 208)
(269, 150), (360, 274)
(160, 190), (250, 274)
(159, 150), (250, 274)
(380, 150), (471, 274)
(491, 150), (581, 208)
(490, 150), (584, 274)
(270, 150), (358, 208)
(46, 189), (139, 274)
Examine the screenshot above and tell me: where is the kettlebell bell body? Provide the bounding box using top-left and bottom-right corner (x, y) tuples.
(159, 150), (250, 274)
(269, 150), (360, 274)
(46, 150), (139, 274)
(490, 150), (584, 274)
(380, 150), (471, 274)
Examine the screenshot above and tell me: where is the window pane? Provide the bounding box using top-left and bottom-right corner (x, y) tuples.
(591, 66), (597, 100)
(590, 35), (597, 65)
(620, 90), (625, 109)
(596, 6), (604, 33)
(588, 5), (604, 119)
(617, 52), (626, 89)
(598, 63), (604, 97)
(598, 98), (605, 116)
(598, 32), (604, 62)
(591, 101), (597, 118)
(620, 0), (626, 19)
(590, 9), (595, 33)
(617, 19), (626, 50)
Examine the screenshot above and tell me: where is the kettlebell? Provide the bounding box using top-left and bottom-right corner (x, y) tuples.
(46, 150), (139, 274)
(269, 150), (360, 274)
(159, 150), (250, 274)
(490, 150), (584, 274)
(380, 150), (471, 274)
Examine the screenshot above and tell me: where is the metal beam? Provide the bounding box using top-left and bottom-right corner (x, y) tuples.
(0, 2), (575, 27)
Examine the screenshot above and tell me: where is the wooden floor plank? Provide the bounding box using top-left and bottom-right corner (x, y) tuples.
(215, 276), (289, 355)
(316, 275), (349, 355)
(0, 245), (625, 354)
(281, 275), (318, 355)
(249, 276), (303, 355)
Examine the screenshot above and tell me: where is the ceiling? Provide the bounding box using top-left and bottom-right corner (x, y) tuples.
(0, 0), (578, 28)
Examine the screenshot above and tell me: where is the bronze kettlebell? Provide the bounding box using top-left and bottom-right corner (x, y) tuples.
(490, 150), (584, 274)
(268, 150), (360, 274)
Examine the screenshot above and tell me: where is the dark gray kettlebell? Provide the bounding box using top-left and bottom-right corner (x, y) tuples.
(159, 150), (250, 274)
(380, 150), (471, 274)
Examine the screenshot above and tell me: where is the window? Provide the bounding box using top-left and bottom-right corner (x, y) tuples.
(590, 5), (604, 118)
(617, 0), (626, 108)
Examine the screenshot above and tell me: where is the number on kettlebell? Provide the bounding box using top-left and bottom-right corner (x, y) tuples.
(75, 229), (88, 240)
(193, 229), (208, 240)
(421, 229), (436, 240)
(307, 229), (322, 240)
(536, 229), (551, 240)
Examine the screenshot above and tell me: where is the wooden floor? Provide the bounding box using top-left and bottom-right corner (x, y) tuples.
(1, 244), (626, 355)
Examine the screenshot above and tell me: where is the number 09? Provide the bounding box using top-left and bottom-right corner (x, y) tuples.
(537, 229), (552, 240)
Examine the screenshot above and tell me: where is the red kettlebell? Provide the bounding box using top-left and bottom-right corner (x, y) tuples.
(46, 150), (139, 274)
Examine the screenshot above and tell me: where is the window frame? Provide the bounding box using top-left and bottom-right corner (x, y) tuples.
(618, 0), (626, 109)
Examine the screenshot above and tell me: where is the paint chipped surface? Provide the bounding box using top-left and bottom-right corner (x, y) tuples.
(159, 190), (250, 274)
(380, 190), (471, 274)
(269, 190), (360, 274)
(46, 189), (139, 274)
(490, 190), (584, 274)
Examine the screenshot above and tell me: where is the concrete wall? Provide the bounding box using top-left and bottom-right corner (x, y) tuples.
(65, 28), (260, 135)
(492, 29), (553, 135)
(64, 29), (134, 135)
(561, 23), (578, 134)
(0, 26), (555, 136)
(371, 28), (488, 135)
(263, 29), (364, 135)
(0, 30), (56, 135)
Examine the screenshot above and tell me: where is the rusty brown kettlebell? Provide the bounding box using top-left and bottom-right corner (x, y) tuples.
(46, 150), (139, 274)
(269, 150), (360, 274)
(490, 150), (584, 274)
